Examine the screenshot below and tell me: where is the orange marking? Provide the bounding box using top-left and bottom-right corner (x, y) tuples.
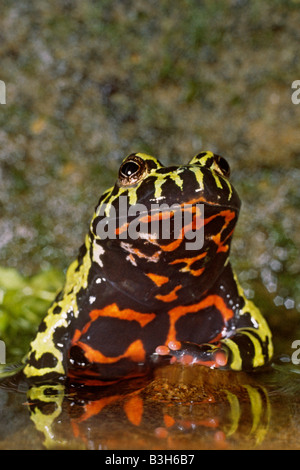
(166, 295), (234, 344)
(128, 253), (137, 265)
(73, 304), (156, 342)
(151, 204), (203, 253)
(133, 247), (150, 259)
(115, 222), (129, 236)
(170, 252), (207, 277)
(77, 339), (146, 364)
(72, 328), (81, 343)
(159, 237), (183, 252)
(146, 272), (169, 287)
(204, 210), (236, 253)
(185, 196), (232, 207)
(164, 414), (175, 428)
(203, 210), (235, 226)
(120, 203), (236, 259)
(89, 304), (155, 328)
(211, 233), (228, 253)
(124, 395), (144, 426)
(159, 208), (236, 253)
(75, 395), (120, 423)
(214, 228), (235, 253)
(70, 305), (157, 367)
(198, 418), (219, 428)
(67, 373), (139, 387)
(155, 285), (182, 302)
(122, 243), (161, 262)
(139, 209), (178, 224)
(116, 206), (199, 251)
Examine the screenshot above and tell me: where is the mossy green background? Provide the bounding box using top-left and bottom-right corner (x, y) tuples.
(0, 0), (299, 362)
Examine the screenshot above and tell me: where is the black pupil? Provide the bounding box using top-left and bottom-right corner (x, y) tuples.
(121, 161), (140, 177)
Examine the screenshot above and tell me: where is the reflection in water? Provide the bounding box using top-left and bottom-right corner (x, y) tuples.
(27, 378), (270, 449)
(2, 363), (290, 450)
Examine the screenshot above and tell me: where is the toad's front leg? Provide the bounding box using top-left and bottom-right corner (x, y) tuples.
(154, 324), (273, 371)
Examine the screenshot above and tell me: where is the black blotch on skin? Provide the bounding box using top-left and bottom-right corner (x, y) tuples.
(28, 352), (58, 369)
(175, 307), (224, 344)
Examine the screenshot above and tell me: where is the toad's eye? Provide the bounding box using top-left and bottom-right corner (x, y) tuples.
(118, 154), (148, 186)
(214, 155), (230, 178)
(121, 161), (140, 177)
